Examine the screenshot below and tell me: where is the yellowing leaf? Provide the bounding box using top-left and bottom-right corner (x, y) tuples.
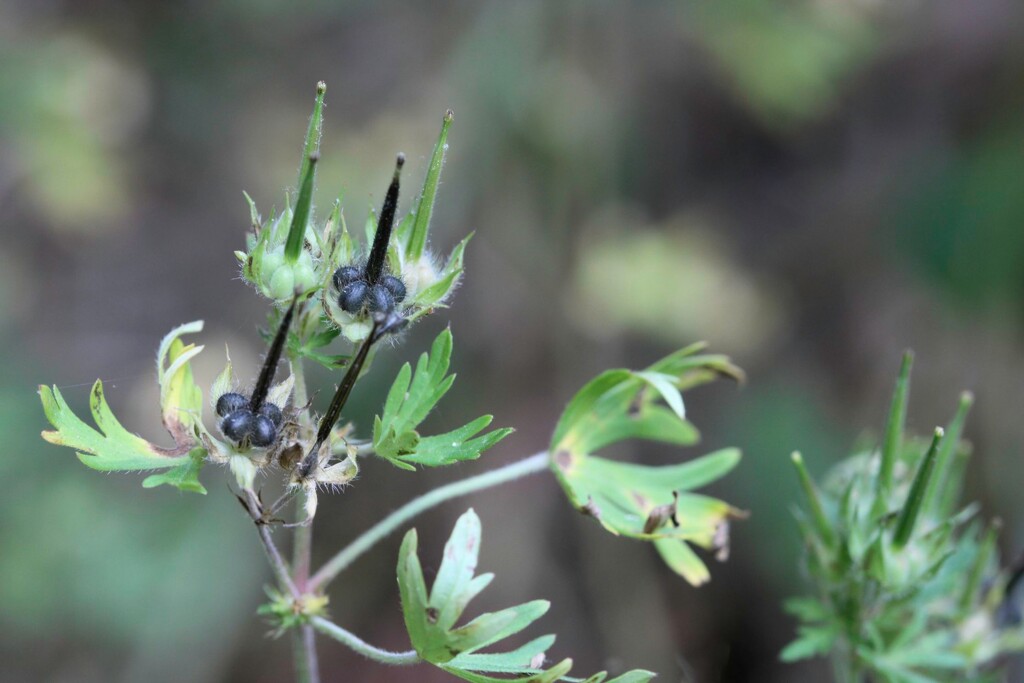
(549, 344), (744, 584)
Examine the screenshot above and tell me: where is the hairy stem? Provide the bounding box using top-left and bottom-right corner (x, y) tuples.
(242, 489), (299, 598)
(311, 617), (420, 665)
(293, 488), (314, 587)
(308, 451), (550, 592)
(287, 355), (320, 683)
(292, 626), (321, 683)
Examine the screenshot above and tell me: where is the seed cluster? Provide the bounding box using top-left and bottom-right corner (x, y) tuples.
(334, 267), (406, 314)
(216, 297), (297, 449)
(334, 153), (408, 316)
(216, 392), (284, 447)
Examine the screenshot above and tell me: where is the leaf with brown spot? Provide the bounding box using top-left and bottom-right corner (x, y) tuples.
(548, 343), (744, 584)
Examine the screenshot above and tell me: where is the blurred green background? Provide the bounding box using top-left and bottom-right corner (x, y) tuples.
(4, 1), (1024, 681)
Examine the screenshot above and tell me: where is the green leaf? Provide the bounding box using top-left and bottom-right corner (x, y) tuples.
(447, 635), (555, 674)
(578, 672), (657, 683)
(398, 510), (565, 677)
(440, 660), (573, 683)
(780, 624), (839, 662)
(39, 323), (208, 492)
(403, 417), (514, 467)
(374, 329), (511, 468)
(141, 447), (207, 494)
(549, 344), (744, 584)
(287, 324), (349, 369)
(399, 510), (653, 682)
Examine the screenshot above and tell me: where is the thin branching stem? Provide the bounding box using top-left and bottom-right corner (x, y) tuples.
(308, 451), (550, 592)
(311, 617), (420, 665)
(242, 489), (300, 598)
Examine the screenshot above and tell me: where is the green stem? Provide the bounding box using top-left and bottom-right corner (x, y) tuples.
(289, 355), (315, 587)
(308, 451), (550, 592)
(311, 617), (420, 665)
(293, 493), (313, 588)
(292, 627), (320, 683)
(287, 355), (318, 683)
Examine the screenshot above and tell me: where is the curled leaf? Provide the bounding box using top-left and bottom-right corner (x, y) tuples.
(549, 344), (744, 585)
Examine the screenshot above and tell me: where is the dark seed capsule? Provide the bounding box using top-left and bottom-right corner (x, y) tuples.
(259, 402), (283, 428)
(333, 266), (362, 292)
(339, 280), (370, 313)
(367, 283), (395, 313)
(379, 275), (406, 303)
(250, 415), (277, 448)
(221, 409), (256, 443)
(216, 392), (249, 417)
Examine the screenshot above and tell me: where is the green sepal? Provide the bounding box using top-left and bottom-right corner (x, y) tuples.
(408, 233), (471, 320)
(407, 110), (453, 261)
(287, 82), (325, 265)
(285, 151), (317, 263)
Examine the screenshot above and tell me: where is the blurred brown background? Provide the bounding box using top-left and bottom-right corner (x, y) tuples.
(4, 1), (1024, 681)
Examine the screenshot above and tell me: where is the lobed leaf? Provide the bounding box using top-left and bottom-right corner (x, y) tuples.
(548, 344), (744, 584)
(374, 329), (511, 468)
(39, 322), (208, 493)
(398, 510), (645, 682)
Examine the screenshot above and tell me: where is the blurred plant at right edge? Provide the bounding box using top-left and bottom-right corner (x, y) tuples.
(783, 352), (1024, 682)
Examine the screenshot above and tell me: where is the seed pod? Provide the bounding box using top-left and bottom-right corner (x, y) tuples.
(259, 402), (283, 428)
(250, 414), (277, 448)
(216, 392), (249, 418)
(339, 280), (370, 313)
(380, 275), (407, 303)
(221, 409), (256, 443)
(333, 266), (362, 292)
(367, 283), (395, 313)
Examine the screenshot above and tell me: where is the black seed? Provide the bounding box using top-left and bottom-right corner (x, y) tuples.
(367, 283), (395, 313)
(221, 409), (256, 443)
(216, 392), (249, 418)
(259, 402), (283, 428)
(380, 275), (406, 303)
(339, 280), (370, 313)
(250, 415), (277, 448)
(332, 266), (362, 292)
